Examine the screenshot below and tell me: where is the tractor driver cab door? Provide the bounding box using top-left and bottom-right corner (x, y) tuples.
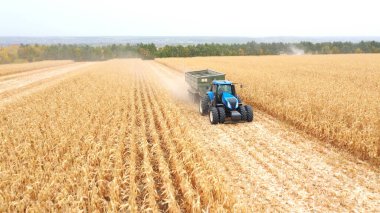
(211, 84), (219, 103)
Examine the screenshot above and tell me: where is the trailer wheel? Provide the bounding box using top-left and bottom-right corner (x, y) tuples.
(245, 105), (254, 122)
(238, 105), (247, 121)
(199, 95), (210, 116)
(209, 107), (219, 124)
(217, 107), (226, 123)
(188, 92), (195, 103)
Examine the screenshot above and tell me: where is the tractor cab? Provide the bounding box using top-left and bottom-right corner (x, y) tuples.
(209, 80), (239, 109)
(213, 81), (236, 96)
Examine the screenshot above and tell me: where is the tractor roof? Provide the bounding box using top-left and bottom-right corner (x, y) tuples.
(212, 80), (232, 85)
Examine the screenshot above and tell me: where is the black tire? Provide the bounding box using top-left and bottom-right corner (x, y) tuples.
(238, 105), (247, 121)
(217, 107), (226, 124)
(199, 95), (210, 116)
(245, 105), (254, 122)
(209, 107), (219, 124)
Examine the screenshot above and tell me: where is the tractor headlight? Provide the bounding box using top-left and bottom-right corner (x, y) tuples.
(227, 101), (231, 109)
(232, 98), (239, 109)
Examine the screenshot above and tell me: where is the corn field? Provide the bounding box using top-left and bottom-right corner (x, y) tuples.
(0, 60), (73, 77)
(0, 57), (379, 211)
(0, 59), (234, 211)
(157, 54), (380, 164)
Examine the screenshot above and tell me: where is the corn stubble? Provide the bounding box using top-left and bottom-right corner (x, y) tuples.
(157, 54), (380, 164)
(0, 59), (235, 211)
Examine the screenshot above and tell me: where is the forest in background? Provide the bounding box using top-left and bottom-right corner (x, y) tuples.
(1, 41), (380, 64)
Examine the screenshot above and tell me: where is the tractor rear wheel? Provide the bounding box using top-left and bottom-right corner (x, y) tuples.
(217, 107), (226, 123)
(199, 95), (210, 116)
(238, 105), (247, 121)
(245, 105), (254, 122)
(209, 107), (219, 124)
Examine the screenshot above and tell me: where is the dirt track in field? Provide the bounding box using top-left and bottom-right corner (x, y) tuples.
(0, 62), (95, 106)
(0, 59), (379, 211)
(147, 61), (380, 211)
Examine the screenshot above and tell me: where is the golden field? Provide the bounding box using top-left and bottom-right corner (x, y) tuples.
(156, 54), (380, 163)
(0, 58), (379, 211)
(0, 60), (73, 77)
(0, 60), (234, 212)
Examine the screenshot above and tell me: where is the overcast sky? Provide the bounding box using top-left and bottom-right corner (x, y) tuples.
(0, 0), (379, 37)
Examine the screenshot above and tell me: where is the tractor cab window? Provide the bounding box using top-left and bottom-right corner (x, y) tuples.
(217, 84), (232, 95)
(212, 84), (217, 93)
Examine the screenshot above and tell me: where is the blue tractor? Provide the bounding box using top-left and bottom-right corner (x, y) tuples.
(185, 69), (254, 124)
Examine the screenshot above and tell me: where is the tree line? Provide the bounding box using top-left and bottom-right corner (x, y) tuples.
(156, 41), (380, 57)
(1, 41), (380, 64)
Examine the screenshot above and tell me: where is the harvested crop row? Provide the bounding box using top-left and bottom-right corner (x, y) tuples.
(0, 59), (235, 212)
(0, 60), (74, 77)
(148, 59), (380, 211)
(156, 54), (380, 164)
(175, 101), (380, 211)
(142, 69), (235, 211)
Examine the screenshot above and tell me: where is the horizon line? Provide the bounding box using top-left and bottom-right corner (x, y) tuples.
(1, 35), (380, 38)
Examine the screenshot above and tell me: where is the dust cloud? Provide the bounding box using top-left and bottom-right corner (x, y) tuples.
(289, 45), (305, 55)
(147, 62), (192, 103)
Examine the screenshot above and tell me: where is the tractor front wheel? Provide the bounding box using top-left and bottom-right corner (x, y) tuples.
(217, 107), (226, 123)
(238, 105), (247, 121)
(209, 107), (219, 124)
(245, 105), (254, 122)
